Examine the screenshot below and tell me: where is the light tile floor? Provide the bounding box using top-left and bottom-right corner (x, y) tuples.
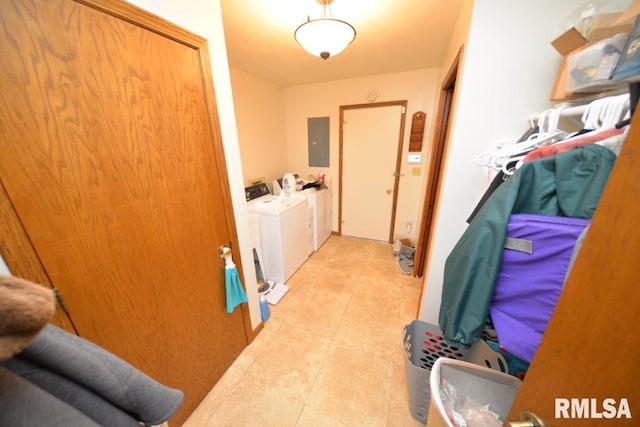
(183, 235), (425, 427)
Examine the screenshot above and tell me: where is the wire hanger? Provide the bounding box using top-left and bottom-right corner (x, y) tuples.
(499, 106), (568, 175)
(512, 93), (631, 171)
(475, 108), (559, 172)
(476, 93), (629, 176)
(582, 93), (629, 130)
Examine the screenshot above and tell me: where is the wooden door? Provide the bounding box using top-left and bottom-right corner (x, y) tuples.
(340, 102), (406, 242)
(506, 117), (639, 425)
(0, 0), (248, 425)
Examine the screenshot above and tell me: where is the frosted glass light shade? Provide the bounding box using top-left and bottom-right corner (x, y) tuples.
(294, 18), (356, 60)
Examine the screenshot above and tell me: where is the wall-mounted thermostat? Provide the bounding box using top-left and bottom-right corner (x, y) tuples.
(407, 153), (422, 164)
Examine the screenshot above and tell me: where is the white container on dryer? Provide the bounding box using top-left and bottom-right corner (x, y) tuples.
(282, 173), (296, 196)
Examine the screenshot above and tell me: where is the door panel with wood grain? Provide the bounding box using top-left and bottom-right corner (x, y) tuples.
(0, 0), (247, 424)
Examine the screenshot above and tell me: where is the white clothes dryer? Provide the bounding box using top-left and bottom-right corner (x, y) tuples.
(301, 187), (332, 251)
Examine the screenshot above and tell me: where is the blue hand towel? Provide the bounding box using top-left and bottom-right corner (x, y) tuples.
(225, 263), (248, 314)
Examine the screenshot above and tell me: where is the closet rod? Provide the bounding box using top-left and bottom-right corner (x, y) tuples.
(531, 104), (589, 120)
(531, 95), (630, 122)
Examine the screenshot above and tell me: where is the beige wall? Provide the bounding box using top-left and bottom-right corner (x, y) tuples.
(419, 0), (586, 324)
(283, 69), (439, 241)
(415, 0), (473, 320)
(231, 69), (440, 242)
(438, 0), (474, 85)
(230, 68), (288, 187)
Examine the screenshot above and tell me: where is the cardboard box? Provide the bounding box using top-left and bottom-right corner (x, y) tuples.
(551, 13), (632, 55)
(552, 13), (630, 54)
(552, 27), (589, 56)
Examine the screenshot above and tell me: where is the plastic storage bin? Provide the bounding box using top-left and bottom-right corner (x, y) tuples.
(426, 358), (522, 427)
(403, 320), (508, 423)
(566, 32), (629, 92)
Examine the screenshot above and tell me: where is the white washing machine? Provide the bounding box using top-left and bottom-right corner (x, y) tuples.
(301, 187), (332, 251)
(245, 183), (310, 284)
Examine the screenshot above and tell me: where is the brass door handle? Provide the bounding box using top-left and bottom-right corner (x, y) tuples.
(386, 188), (391, 194)
(506, 409), (545, 427)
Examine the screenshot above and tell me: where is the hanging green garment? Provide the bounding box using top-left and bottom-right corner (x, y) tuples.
(439, 144), (617, 348)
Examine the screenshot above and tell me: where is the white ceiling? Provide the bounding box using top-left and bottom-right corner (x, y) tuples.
(220, 0), (465, 87)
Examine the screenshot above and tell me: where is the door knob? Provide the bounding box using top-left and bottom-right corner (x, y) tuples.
(386, 188), (391, 194)
(506, 409), (545, 427)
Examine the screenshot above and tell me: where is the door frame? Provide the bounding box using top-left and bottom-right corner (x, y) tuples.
(338, 100), (407, 242)
(413, 46), (464, 277)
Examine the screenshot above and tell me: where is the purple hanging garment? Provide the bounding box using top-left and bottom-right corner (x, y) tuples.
(490, 213), (590, 363)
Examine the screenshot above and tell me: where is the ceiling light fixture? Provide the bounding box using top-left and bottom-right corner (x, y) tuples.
(294, 0), (356, 60)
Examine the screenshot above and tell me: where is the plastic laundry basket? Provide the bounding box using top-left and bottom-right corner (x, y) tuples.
(427, 358), (522, 427)
(403, 320), (508, 423)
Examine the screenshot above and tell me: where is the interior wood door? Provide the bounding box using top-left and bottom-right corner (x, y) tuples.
(0, 0), (248, 425)
(506, 117), (639, 425)
(414, 46), (462, 278)
(340, 103), (406, 242)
